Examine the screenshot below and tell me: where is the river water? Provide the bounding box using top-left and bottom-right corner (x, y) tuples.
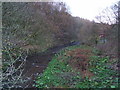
(21, 41), (80, 88)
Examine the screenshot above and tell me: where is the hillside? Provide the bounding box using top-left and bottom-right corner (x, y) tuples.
(2, 2), (118, 89)
(35, 45), (118, 88)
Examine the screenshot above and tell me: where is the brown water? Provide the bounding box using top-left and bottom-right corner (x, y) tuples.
(20, 42), (81, 88)
(21, 52), (55, 88)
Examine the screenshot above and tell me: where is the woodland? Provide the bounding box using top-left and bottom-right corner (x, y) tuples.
(1, 2), (119, 88)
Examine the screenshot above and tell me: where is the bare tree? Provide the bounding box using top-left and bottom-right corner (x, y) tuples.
(94, 1), (119, 56)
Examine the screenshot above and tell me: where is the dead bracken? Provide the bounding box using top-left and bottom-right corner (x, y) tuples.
(66, 49), (94, 79)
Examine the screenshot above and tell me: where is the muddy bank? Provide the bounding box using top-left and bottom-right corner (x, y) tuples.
(21, 52), (55, 88)
(21, 41), (81, 88)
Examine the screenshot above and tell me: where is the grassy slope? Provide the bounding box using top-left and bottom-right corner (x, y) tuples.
(35, 45), (118, 88)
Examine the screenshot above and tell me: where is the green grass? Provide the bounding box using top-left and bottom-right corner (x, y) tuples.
(35, 45), (118, 88)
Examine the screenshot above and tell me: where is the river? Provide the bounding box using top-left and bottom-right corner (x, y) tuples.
(21, 41), (80, 88)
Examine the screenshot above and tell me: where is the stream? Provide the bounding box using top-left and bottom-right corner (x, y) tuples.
(21, 41), (80, 88)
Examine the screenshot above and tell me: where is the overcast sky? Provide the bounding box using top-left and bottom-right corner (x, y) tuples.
(63, 0), (119, 22)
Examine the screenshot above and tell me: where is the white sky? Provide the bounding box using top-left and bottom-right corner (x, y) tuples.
(63, 0), (119, 22)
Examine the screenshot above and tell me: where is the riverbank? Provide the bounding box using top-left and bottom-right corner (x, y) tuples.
(20, 42), (80, 88)
(35, 45), (118, 88)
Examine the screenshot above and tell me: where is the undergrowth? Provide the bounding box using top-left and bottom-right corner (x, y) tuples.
(35, 45), (118, 88)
